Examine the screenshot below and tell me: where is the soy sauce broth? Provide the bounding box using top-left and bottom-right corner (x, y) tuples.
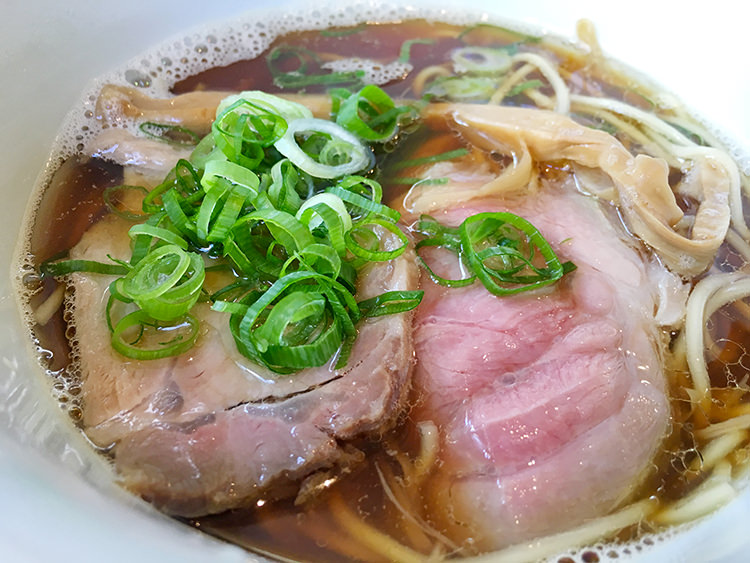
(17, 15), (750, 563)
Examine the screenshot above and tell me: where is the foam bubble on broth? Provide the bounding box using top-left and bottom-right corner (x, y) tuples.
(321, 58), (414, 85)
(11, 2), (750, 562)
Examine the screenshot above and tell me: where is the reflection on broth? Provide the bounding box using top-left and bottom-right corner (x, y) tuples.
(12, 8), (750, 563)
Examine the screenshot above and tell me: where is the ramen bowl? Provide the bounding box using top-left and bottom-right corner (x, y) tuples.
(1, 1), (748, 561)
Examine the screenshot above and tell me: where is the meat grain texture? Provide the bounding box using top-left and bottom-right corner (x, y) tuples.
(67, 95), (681, 549)
(69, 215), (419, 516)
(410, 184), (672, 549)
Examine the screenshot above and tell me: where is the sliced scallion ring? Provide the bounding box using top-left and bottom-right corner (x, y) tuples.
(336, 84), (398, 142)
(345, 219), (409, 262)
(358, 290), (424, 318)
(201, 159), (260, 195)
(451, 46), (513, 74)
(415, 237), (476, 288)
(459, 212), (573, 295)
(111, 310), (199, 360)
(275, 118), (373, 179)
(118, 244), (205, 320)
(297, 193), (352, 239)
(216, 90), (313, 124)
(267, 159), (311, 214)
(43, 87), (431, 373)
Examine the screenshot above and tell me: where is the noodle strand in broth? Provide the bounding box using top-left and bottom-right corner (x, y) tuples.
(12, 11), (750, 563)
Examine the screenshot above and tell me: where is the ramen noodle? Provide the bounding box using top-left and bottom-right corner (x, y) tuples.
(12, 6), (750, 563)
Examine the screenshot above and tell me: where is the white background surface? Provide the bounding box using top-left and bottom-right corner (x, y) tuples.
(0, 1), (748, 561)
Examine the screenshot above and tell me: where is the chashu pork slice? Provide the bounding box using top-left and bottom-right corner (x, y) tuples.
(68, 214), (418, 516)
(410, 180), (677, 550)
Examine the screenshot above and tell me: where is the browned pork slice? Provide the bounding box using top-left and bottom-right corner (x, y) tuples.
(69, 214), (418, 516)
(411, 183), (674, 550)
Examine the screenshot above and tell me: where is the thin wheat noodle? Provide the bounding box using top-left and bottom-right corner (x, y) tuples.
(413, 420), (439, 482)
(696, 414), (750, 441)
(375, 463), (436, 554)
(730, 297), (750, 325)
(375, 463), (460, 554)
(652, 461), (736, 525)
(522, 88), (554, 110)
(688, 430), (749, 473)
(725, 228), (750, 263)
(571, 94), (694, 146)
(572, 93), (748, 239)
(33, 283), (66, 326)
(579, 107), (673, 162)
(488, 62), (535, 104)
(509, 52), (570, 114)
(328, 492), (427, 563)
(462, 499), (656, 563)
(411, 65), (451, 97)
(685, 273), (750, 405)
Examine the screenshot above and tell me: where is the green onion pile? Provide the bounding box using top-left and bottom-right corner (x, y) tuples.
(42, 82), (576, 373)
(44, 87), (423, 372)
(415, 214), (576, 294)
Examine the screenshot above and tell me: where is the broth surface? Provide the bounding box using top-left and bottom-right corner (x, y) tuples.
(14, 13), (750, 563)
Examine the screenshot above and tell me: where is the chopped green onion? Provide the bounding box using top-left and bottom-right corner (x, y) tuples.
(275, 118), (373, 178)
(142, 159), (202, 214)
(456, 23), (539, 46)
(213, 270), (359, 373)
(201, 159), (260, 195)
(162, 188), (199, 244)
(111, 310), (199, 360)
(195, 159), (260, 243)
(212, 113), (276, 168)
(451, 46), (513, 74)
(461, 212), (574, 294)
(329, 87), (354, 120)
(266, 45), (320, 78)
(287, 243), (342, 280)
(197, 181), (253, 244)
(190, 133), (223, 169)
(398, 38), (436, 63)
(346, 219), (409, 262)
(326, 184), (399, 222)
(358, 290), (424, 318)
(128, 224), (189, 250)
(46, 87), (422, 373)
(275, 71), (364, 90)
(265, 46), (365, 90)
(266, 159), (311, 214)
(414, 213), (576, 294)
(40, 259), (129, 278)
(424, 75), (499, 102)
(336, 85), (399, 142)
(129, 212), (172, 265)
(118, 244), (205, 321)
(235, 208), (315, 256)
(507, 79), (543, 97)
(139, 122), (201, 146)
(103, 185), (149, 221)
(296, 193), (352, 255)
(217, 91), (312, 125)
(415, 238), (476, 288)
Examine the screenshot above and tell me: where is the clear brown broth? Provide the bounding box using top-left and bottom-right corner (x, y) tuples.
(22, 18), (750, 563)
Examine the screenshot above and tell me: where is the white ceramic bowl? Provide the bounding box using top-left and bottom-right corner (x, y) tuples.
(1, 1), (747, 561)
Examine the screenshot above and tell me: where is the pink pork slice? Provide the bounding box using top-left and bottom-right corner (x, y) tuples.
(411, 184), (670, 550)
(69, 214), (418, 516)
